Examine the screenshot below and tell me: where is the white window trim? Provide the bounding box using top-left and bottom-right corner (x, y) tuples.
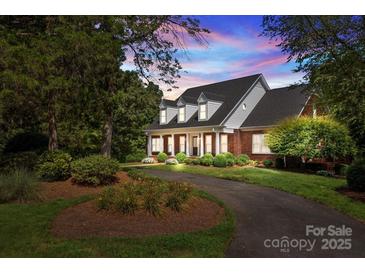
(152, 137), (160, 152)
(252, 134), (272, 154)
(160, 109), (167, 124)
(205, 135), (212, 154)
(179, 136), (186, 152)
(178, 107), (185, 123)
(199, 103), (207, 121)
(220, 134), (228, 153)
(167, 136), (172, 153)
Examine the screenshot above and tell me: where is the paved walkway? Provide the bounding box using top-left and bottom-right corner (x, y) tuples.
(146, 169), (365, 258)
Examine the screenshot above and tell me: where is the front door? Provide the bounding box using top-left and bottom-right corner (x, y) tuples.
(192, 136), (198, 156)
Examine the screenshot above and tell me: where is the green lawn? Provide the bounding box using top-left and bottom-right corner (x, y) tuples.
(0, 191), (234, 257)
(147, 164), (365, 222)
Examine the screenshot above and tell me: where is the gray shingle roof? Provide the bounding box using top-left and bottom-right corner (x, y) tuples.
(241, 85), (309, 128)
(148, 74), (262, 130)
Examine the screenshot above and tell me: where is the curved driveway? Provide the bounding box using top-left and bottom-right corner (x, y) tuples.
(146, 169), (365, 258)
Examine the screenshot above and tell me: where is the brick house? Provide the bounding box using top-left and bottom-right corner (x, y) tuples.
(146, 73), (315, 160)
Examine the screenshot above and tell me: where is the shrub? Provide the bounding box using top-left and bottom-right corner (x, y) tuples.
(3, 132), (48, 154)
(142, 183), (164, 216)
(275, 158), (285, 169)
(36, 151), (72, 181)
(192, 158), (201, 165)
(184, 158), (193, 165)
(114, 183), (139, 214)
(223, 152), (236, 166)
(316, 170), (334, 177)
(165, 182), (193, 212)
(97, 186), (116, 210)
(175, 152), (187, 163)
(248, 160), (258, 167)
(157, 152), (168, 163)
(305, 162), (327, 172)
(141, 157), (155, 164)
(166, 158), (179, 165)
(236, 154), (250, 166)
(200, 153), (214, 166)
(0, 169), (40, 203)
(213, 154), (227, 167)
(71, 155), (119, 185)
(127, 169), (146, 181)
(263, 159), (273, 168)
(125, 150), (146, 163)
(347, 159), (365, 191)
(334, 163), (349, 176)
(0, 151), (39, 173)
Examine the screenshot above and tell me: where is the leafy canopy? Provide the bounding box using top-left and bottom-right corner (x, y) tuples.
(266, 116), (356, 162)
(262, 16), (365, 154)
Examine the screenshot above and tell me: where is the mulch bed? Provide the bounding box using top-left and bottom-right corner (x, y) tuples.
(39, 171), (130, 201)
(337, 187), (365, 203)
(51, 197), (225, 238)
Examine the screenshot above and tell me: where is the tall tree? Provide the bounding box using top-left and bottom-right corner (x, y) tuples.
(262, 16), (365, 155)
(95, 16), (209, 157)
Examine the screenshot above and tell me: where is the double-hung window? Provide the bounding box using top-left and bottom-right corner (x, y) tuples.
(160, 109), (166, 124)
(205, 135), (212, 153)
(252, 134), (271, 154)
(152, 138), (160, 152)
(199, 103), (207, 120)
(167, 136), (173, 153)
(179, 136), (185, 152)
(220, 134), (228, 153)
(178, 107), (185, 122)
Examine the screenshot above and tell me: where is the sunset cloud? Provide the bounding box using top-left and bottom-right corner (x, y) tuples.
(121, 16), (304, 97)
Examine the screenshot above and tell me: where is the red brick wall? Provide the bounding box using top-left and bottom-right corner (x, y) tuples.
(174, 134), (186, 154)
(163, 135), (172, 155)
(239, 130), (276, 161)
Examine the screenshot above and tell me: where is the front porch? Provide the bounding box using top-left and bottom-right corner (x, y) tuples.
(147, 128), (237, 157)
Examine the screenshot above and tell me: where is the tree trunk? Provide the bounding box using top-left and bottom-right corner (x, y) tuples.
(48, 91), (58, 151)
(101, 112), (113, 158)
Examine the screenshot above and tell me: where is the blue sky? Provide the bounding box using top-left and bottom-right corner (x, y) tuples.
(123, 16), (305, 98)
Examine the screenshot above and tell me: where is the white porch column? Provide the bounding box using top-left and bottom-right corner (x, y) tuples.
(171, 134), (175, 156)
(200, 133), (204, 156)
(186, 133), (190, 156)
(215, 132), (220, 155)
(147, 134), (152, 156)
(159, 135), (163, 152)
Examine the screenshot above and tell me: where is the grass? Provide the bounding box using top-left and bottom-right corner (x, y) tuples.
(0, 191), (234, 257)
(147, 164), (365, 222)
(0, 169), (40, 203)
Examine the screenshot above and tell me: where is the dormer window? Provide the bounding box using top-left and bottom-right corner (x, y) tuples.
(160, 109), (167, 124)
(199, 103), (207, 120)
(178, 107), (185, 123)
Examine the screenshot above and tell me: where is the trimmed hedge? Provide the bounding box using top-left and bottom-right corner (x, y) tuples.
(175, 152), (187, 163)
(71, 155), (119, 185)
(213, 154), (227, 167)
(200, 153), (214, 166)
(236, 154), (250, 166)
(36, 150), (72, 181)
(157, 152), (168, 163)
(223, 152), (236, 166)
(347, 159), (365, 191)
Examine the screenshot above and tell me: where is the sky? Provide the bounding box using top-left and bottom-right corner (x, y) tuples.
(122, 16), (305, 99)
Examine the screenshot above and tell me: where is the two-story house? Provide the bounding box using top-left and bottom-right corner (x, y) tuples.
(146, 73), (315, 161)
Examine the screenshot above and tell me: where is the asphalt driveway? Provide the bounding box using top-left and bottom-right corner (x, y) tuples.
(146, 169), (365, 258)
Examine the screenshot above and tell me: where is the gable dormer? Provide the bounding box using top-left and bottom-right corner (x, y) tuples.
(175, 96), (198, 123)
(159, 99), (178, 125)
(197, 92), (223, 121)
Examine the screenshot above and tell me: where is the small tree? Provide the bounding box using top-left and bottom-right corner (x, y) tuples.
(266, 116), (356, 164)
